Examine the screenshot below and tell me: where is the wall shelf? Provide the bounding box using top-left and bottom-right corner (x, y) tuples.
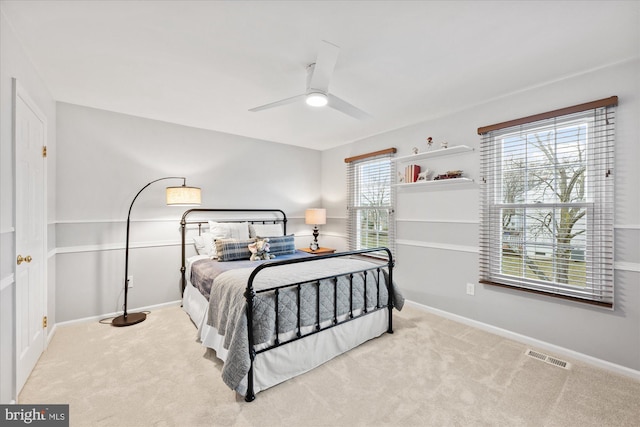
(392, 145), (474, 163)
(393, 177), (474, 189)
(394, 145), (475, 189)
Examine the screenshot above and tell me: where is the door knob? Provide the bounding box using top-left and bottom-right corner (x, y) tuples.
(16, 255), (32, 265)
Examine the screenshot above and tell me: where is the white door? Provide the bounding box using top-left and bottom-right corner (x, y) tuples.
(14, 79), (47, 394)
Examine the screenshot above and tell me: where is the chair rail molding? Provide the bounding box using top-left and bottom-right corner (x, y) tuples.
(397, 239), (479, 254)
(396, 218), (479, 224)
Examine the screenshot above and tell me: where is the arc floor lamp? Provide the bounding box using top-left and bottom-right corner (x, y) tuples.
(112, 176), (201, 327)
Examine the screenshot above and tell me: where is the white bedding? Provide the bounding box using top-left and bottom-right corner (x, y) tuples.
(182, 255), (389, 397)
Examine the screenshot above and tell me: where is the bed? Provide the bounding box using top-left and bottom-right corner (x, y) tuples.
(180, 208), (404, 401)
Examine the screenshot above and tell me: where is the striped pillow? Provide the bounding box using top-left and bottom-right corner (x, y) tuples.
(261, 234), (295, 256)
(215, 238), (255, 261)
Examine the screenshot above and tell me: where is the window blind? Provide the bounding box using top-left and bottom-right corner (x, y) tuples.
(478, 97), (616, 307)
(346, 149), (396, 258)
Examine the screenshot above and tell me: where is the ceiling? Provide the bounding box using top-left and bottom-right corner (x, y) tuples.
(2, 1), (639, 150)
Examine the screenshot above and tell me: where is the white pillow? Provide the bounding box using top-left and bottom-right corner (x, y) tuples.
(249, 223), (284, 238)
(208, 221), (250, 241)
(192, 232), (217, 258)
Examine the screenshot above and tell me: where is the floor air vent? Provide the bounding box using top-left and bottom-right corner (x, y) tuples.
(526, 349), (571, 369)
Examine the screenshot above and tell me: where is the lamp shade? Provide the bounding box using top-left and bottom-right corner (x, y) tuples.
(166, 185), (201, 206)
(305, 208), (326, 225)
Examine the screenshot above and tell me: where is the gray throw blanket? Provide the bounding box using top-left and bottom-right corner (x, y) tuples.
(205, 257), (404, 395)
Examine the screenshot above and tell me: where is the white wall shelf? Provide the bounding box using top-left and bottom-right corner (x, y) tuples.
(393, 145), (474, 163)
(393, 177), (474, 189)
(394, 145), (475, 189)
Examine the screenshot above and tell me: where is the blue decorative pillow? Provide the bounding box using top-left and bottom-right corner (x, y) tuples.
(215, 238), (255, 261)
(260, 234), (295, 256)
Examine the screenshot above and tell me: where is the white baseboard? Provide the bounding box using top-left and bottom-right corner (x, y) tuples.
(404, 299), (640, 381)
(46, 323), (57, 348)
(55, 300), (182, 328)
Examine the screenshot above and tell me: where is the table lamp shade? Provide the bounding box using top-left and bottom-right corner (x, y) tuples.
(305, 208), (326, 225)
(166, 185), (201, 205)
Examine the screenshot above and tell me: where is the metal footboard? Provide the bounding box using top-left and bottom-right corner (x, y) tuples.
(243, 247), (394, 402)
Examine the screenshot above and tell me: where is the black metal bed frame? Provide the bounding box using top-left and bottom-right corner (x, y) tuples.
(180, 208), (395, 402)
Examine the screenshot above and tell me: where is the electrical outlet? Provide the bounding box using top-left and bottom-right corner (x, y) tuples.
(127, 275), (133, 288)
(466, 282), (475, 296)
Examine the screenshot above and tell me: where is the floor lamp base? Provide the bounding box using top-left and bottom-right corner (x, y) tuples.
(112, 312), (146, 327)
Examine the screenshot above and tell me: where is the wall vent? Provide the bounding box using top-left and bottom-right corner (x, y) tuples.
(526, 349), (571, 370)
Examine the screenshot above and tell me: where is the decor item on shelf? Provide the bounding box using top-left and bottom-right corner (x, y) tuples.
(434, 170), (463, 180)
(412, 147), (419, 155)
(113, 177), (201, 327)
(305, 208), (326, 251)
(417, 169), (433, 181)
(440, 141), (449, 149)
(404, 164), (421, 183)
(426, 137), (433, 150)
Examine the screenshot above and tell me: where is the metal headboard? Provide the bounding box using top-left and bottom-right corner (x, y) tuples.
(179, 208), (288, 293)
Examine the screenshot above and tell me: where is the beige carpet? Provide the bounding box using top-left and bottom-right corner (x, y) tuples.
(19, 304), (640, 427)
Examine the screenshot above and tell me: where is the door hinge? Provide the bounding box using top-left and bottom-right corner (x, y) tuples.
(42, 316), (48, 328)
(42, 146), (47, 158)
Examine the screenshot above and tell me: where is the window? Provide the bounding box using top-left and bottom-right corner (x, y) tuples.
(478, 97), (617, 307)
(345, 148), (396, 257)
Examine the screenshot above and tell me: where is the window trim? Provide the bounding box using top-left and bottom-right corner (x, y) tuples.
(344, 147), (397, 164)
(477, 96), (617, 135)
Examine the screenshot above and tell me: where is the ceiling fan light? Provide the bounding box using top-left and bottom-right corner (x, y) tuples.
(306, 92), (328, 107)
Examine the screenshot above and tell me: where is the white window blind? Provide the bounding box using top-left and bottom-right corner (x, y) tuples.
(478, 97), (617, 308)
(346, 148), (396, 257)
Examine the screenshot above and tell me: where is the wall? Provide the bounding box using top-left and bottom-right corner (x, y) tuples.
(322, 59), (640, 373)
(55, 103), (321, 322)
(0, 9), (57, 403)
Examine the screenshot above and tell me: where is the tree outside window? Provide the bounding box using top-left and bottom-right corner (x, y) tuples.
(500, 123), (587, 287)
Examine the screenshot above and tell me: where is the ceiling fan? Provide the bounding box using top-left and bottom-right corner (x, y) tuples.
(249, 40), (371, 120)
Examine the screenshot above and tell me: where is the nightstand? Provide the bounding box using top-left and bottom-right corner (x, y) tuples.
(298, 247), (336, 255)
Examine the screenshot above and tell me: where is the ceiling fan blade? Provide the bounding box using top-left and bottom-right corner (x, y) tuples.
(308, 40), (340, 92)
(249, 94), (306, 112)
(327, 94), (372, 120)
